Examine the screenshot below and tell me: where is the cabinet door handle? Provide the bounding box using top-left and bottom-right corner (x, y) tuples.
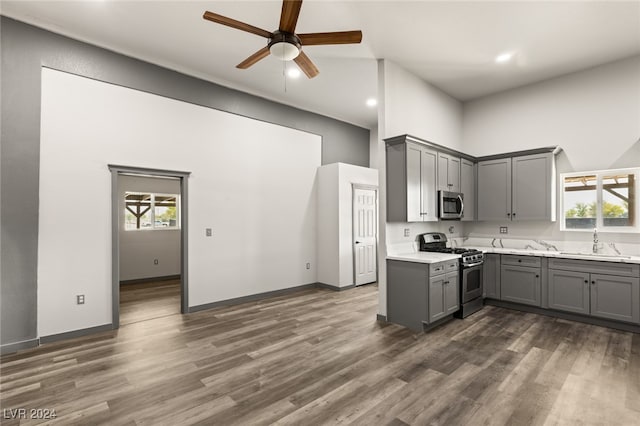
(512, 212), (516, 217)
(535, 275), (539, 278)
(584, 280), (588, 283)
(507, 213), (511, 217)
(518, 259), (522, 263)
(420, 212), (428, 215)
(591, 281), (595, 285)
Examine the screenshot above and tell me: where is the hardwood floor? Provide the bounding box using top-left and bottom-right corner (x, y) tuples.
(119, 280), (181, 326)
(1, 283), (639, 425)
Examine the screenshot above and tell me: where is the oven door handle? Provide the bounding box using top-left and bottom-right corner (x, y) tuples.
(464, 261), (484, 268)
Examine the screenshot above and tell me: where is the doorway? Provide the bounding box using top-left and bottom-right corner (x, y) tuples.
(109, 165), (190, 329)
(353, 185), (378, 286)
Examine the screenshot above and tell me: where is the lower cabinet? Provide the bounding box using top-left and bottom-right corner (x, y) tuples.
(499, 255), (542, 307)
(500, 265), (541, 307)
(549, 267), (640, 323)
(483, 253), (501, 299)
(548, 269), (590, 315)
(429, 271), (459, 323)
(387, 259), (459, 331)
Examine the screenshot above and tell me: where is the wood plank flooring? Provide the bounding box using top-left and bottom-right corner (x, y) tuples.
(1, 283), (639, 425)
(119, 280), (181, 326)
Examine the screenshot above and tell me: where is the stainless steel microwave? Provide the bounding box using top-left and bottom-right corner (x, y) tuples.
(438, 190), (464, 220)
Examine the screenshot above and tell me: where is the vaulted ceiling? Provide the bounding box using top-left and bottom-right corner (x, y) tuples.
(2, 1), (639, 129)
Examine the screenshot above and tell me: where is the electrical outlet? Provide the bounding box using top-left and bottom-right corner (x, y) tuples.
(306, 263), (311, 270)
(500, 226), (508, 234)
(404, 228), (410, 237)
(76, 295), (85, 305)
(206, 228), (212, 237)
(154, 259), (159, 265)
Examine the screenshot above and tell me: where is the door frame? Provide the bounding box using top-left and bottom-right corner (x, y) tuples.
(352, 183), (379, 286)
(108, 164), (191, 329)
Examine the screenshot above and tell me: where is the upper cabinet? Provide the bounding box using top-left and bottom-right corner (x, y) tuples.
(477, 152), (556, 222)
(437, 153), (461, 193)
(460, 159), (476, 221)
(477, 158), (512, 221)
(512, 153), (556, 221)
(387, 141), (438, 222)
(385, 135), (559, 224)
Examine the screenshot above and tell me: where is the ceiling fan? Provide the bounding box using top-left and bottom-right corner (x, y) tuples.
(203, 0), (362, 78)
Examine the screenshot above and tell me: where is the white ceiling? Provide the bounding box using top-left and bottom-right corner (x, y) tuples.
(2, 1), (640, 129)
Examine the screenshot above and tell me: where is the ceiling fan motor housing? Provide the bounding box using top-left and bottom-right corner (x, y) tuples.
(268, 31), (302, 60)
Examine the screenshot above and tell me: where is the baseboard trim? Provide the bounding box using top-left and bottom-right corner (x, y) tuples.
(188, 283), (319, 313)
(120, 275), (181, 285)
(485, 299), (640, 334)
(0, 338), (39, 356)
(39, 323), (114, 344)
(316, 282), (356, 291)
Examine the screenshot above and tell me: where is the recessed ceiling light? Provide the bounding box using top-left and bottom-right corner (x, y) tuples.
(495, 52), (514, 64)
(287, 68), (301, 78)
(366, 98), (377, 107)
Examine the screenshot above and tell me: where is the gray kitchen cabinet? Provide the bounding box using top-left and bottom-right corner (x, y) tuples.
(477, 153), (556, 222)
(501, 255), (542, 308)
(591, 274), (640, 323)
(500, 263), (541, 307)
(437, 152), (461, 193)
(512, 153), (555, 221)
(386, 142), (438, 222)
(477, 158), (512, 221)
(387, 260), (428, 331)
(548, 269), (590, 315)
(387, 258), (459, 331)
(429, 270), (459, 323)
(460, 159), (475, 221)
(547, 258), (639, 324)
(483, 253), (501, 299)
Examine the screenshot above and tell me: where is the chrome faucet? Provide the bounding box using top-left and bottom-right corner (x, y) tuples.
(593, 228), (598, 253)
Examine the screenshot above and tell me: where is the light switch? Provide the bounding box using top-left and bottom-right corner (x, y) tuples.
(500, 226), (508, 234)
(404, 228), (410, 237)
(206, 228), (212, 237)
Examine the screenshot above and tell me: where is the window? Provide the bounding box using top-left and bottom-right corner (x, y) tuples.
(125, 192), (179, 230)
(561, 168), (638, 232)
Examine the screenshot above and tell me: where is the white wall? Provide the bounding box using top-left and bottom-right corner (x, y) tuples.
(317, 163), (378, 288)
(38, 68), (321, 337)
(382, 60), (463, 150)
(118, 175), (181, 281)
(462, 55), (640, 244)
(376, 59), (464, 316)
(317, 164), (340, 286)
(462, 55), (640, 167)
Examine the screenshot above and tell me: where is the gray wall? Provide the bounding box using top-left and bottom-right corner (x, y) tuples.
(0, 17), (370, 351)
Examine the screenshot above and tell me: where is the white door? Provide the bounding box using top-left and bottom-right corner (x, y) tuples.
(353, 188), (377, 285)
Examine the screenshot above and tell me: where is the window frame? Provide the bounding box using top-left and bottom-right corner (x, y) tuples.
(560, 167), (639, 233)
(124, 191), (180, 231)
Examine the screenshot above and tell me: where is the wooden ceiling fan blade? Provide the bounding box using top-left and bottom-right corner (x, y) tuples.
(203, 11), (272, 38)
(237, 46), (271, 69)
(293, 51), (319, 78)
(298, 31), (363, 46)
(279, 0), (303, 33)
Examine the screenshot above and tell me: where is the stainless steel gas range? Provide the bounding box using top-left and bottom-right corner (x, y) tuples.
(418, 232), (485, 318)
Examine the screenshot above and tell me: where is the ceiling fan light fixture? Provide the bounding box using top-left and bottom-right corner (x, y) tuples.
(269, 41), (300, 61)
(287, 67), (301, 78)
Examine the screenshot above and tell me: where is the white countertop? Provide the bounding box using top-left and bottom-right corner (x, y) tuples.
(387, 252), (460, 264)
(466, 246), (640, 264)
